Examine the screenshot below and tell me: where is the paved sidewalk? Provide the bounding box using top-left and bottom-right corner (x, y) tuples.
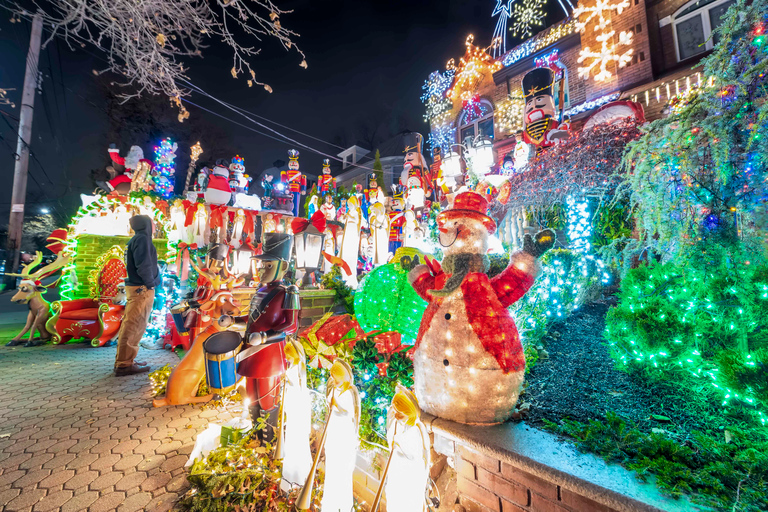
(0, 343), (234, 512)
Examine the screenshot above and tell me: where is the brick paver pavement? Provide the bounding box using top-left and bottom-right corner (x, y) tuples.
(0, 343), (234, 512)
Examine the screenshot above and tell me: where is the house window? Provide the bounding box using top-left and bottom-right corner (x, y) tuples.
(458, 98), (494, 145)
(673, 0), (735, 61)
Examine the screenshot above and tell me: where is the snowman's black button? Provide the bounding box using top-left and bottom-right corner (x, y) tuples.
(443, 359), (449, 366)
(445, 313), (451, 320)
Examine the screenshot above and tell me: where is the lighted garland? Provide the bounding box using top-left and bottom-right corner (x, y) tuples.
(501, 19), (577, 67)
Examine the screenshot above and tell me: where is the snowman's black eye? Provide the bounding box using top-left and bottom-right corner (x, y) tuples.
(445, 313), (451, 320)
(443, 359), (449, 367)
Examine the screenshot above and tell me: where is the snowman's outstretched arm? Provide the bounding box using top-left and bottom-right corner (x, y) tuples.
(491, 252), (538, 308)
(408, 264), (437, 303)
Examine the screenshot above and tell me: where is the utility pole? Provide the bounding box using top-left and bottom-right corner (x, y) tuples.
(6, 13), (43, 285)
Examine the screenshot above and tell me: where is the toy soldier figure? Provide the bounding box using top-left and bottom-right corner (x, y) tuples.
(318, 159), (336, 194)
(281, 149), (307, 217)
(521, 67), (569, 153)
(236, 233), (300, 442)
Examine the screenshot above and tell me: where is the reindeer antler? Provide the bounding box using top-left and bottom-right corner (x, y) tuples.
(191, 256), (216, 285)
(7, 252), (70, 282)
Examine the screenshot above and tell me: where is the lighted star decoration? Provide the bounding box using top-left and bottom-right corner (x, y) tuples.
(510, 0), (547, 38)
(573, 0), (633, 81)
(492, 0), (516, 57)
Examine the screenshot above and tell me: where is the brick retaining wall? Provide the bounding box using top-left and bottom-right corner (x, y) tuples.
(422, 415), (701, 512)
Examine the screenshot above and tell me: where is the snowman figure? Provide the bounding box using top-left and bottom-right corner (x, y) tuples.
(408, 191), (554, 424)
(204, 159), (233, 205)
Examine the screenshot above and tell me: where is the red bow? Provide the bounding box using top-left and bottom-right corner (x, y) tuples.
(243, 210), (256, 238)
(182, 200), (196, 227)
(291, 211), (327, 234)
(424, 255), (447, 291)
(209, 205), (228, 230)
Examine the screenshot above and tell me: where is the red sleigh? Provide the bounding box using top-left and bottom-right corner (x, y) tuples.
(46, 246), (127, 347)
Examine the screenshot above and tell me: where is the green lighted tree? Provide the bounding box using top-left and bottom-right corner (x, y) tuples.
(618, 0), (768, 263)
(372, 149), (385, 189)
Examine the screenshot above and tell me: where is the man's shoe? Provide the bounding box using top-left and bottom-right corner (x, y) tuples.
(114, 364), (151, 376)
(6, 339), (24, 346)
(135, 361), (148, 366)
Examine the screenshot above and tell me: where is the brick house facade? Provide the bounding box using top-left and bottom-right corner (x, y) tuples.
(426, 0), (724, 161)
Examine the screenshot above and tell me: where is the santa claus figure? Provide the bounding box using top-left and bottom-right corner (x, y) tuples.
(106, 144), (144, 194)
(204, 159), (233, 205)
(521, 67), (569, 152)
(408, 191), (554, 424)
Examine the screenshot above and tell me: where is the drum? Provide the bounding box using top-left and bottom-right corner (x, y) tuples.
(203, 331), (242, 395)
(171, 302), (190, 334)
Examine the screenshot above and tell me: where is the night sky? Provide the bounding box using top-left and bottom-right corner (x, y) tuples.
(0, 0), (566, 225)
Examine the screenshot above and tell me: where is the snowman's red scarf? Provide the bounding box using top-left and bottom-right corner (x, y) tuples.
(410, 260), (535, 373)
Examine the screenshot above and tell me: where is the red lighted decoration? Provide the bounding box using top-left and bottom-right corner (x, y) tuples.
(47, 247), (127, 347)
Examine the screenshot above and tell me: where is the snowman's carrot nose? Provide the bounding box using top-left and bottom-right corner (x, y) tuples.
(439, 227), (449, 234)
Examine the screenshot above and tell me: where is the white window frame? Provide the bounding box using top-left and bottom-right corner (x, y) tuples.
(672, 0), (735, 62)
(457, 99), (495, 145)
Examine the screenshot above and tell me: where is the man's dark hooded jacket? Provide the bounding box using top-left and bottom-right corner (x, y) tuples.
(126, 215), (161, 289)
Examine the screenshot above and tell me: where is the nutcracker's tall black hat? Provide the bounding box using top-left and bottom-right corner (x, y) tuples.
(253, 233), (293, 262)
(207, 243), (229, 264)
(522, 67), (555, 100)
(402, 132), (424, 155)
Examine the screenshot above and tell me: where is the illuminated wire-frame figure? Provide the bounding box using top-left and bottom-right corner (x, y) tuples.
(491, 0), (516, 57)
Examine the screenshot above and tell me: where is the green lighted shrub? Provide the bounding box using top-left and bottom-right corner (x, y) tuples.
(605, 253), (768, 424)
(512, 249), (608, 363)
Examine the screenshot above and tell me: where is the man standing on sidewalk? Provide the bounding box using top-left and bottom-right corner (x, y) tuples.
(115, 215), (160, 376)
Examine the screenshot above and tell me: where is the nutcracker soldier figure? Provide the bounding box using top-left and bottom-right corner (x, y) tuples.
(281, 150), (307, 217)
(235, 233), (300, 442)
(521, 67), (569, 153)
(387, 188), (406, 254)
(401, 132), (431, 194)
(366, 173), (384, 205)
(318, 159), (336, 194)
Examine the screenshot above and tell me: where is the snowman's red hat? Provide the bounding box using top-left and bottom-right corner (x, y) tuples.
(437, 191), (496, 234)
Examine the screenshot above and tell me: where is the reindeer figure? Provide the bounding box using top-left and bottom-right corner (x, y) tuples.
(6, 252), (70, 347)
(152, 264), (245, 407)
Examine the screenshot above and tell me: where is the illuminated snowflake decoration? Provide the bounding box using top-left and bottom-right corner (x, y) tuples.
(573, 0), (633, 81)
(491, 0), (516, 57)
(510, 0), (546, 38)
(573, 0), (630, 33)
(421, 70), (455, 123)
(427, 124), (457, 154)
(577, 31), (633, 81)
